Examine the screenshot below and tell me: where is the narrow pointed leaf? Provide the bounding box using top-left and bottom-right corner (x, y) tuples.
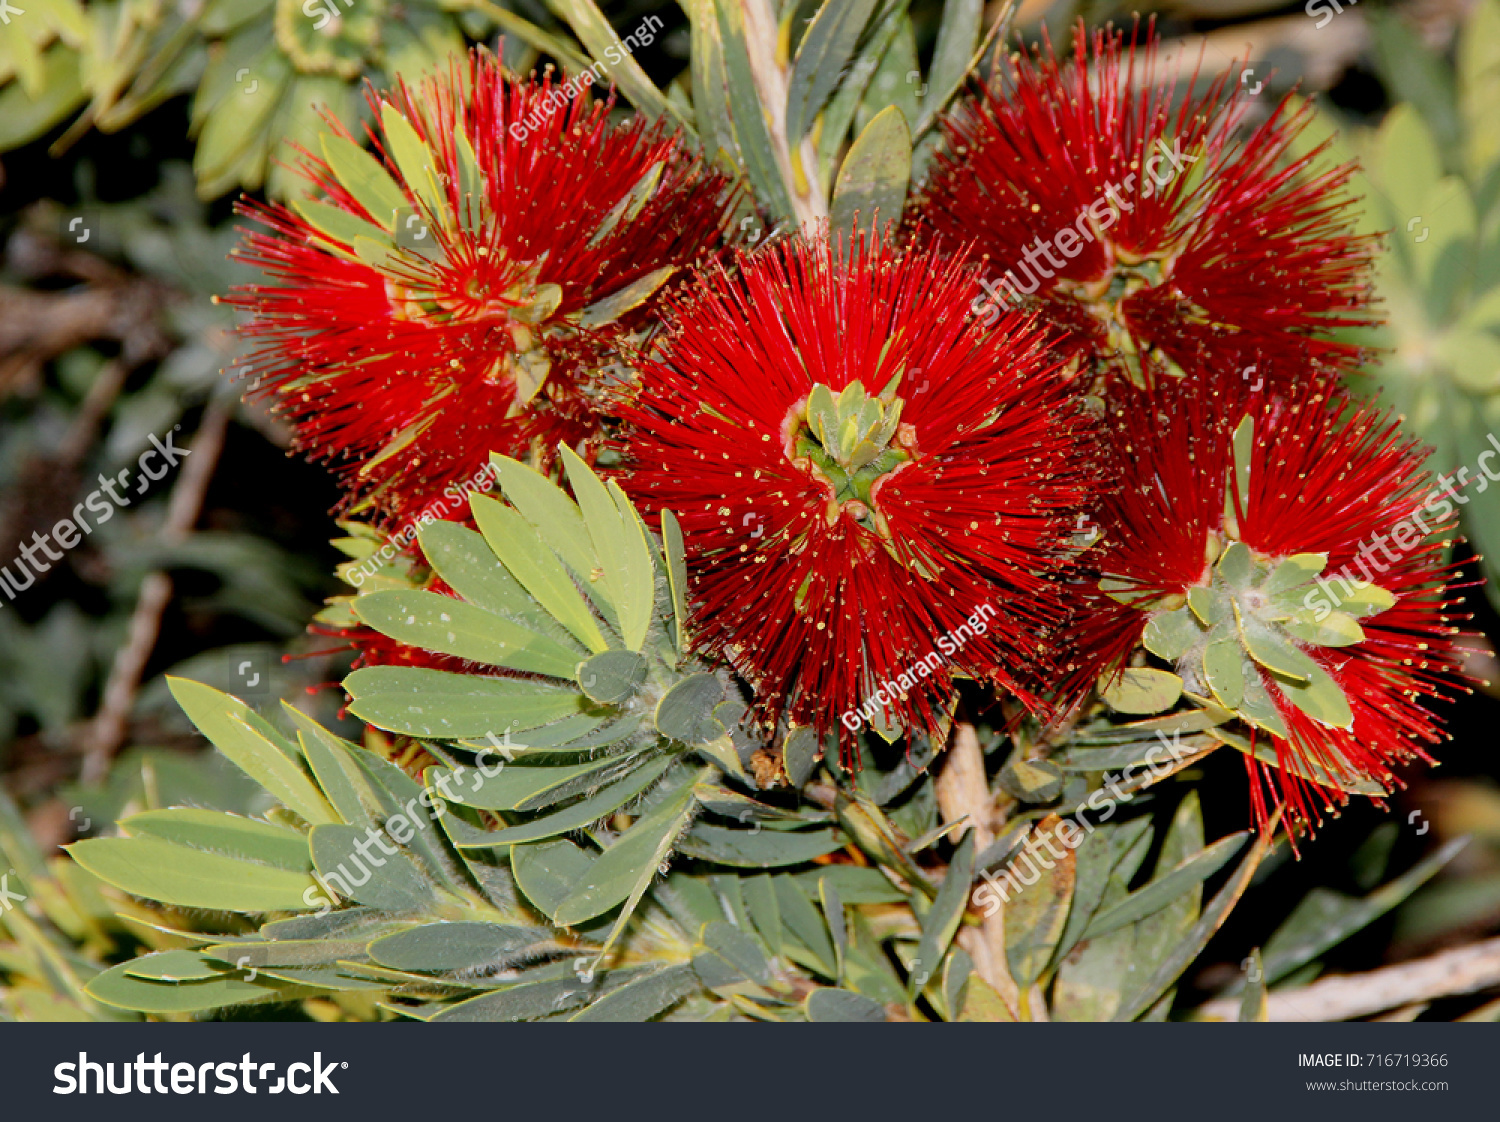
(353, 589), (581, 678)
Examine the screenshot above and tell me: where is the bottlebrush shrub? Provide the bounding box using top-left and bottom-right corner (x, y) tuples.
(46, 11), (1482, 1025)
(1072, 383), (1468, 832)
(914, 22), (1376, 394)
(229, 48), (735, 528)
(618, 232), (1097, 759)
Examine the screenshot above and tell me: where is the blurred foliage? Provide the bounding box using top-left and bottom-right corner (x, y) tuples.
(1293, 1), (1500, 605)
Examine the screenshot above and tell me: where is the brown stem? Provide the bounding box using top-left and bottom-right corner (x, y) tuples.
(79, 396), (233, 782)
(937, 721), (1022, 1016)
(1195, 935), (1500, 1022)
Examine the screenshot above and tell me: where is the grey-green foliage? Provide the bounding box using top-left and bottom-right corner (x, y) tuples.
(1306, 0), (1500, 605)
(57, 454), (885, 1020)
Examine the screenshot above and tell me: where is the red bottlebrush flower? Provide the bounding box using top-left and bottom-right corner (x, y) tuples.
(618, 232), (1099, 758)
(1073, 382), (1467, 832)
(230, 48), (735, 527)
(914, 21), (1375, 395)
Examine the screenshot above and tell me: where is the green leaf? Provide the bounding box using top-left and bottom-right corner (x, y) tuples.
(698, 919), (771, 985)
(998, 758), (1065, 804)
(1143, 608), (1201, 661)
(819, 877), (847, 978)
(570, 963), (698, 1021)
(86, 955), (311, 1014)
(1275, 661), (1354, 731)
(457, 713), (632, 756)
(578, 266), (676, 329)
(1259, 839), (1465, 986)
(127, 949), (233, 982)
(1238, 618), (1318, 684)
(1371, 10), (1463, 175)
(1262, 552), (1329, 596)
(1134, 791), (1206, 976)
(1218, 541), (1254, 587)
(0, 787), (48, 891)
(475, 5), (591, 76)
(1240, 949), (1269, 1021)
(194, 51), (288, 184)
(1112, 825), (1272, 1021)
(545, 0), (677, 125)
(913, 0), (981, 136)
(344, 743), (470, 895)
(1100, 667), (1182, 714)
(203, 939), (370, 971)
(470, 494), (608, 655)
(354, 589), (582, 678)
(418, 521), (555, 624)
(1228, 414), (1253, 531)
(689, 0), (736, 166)
(1004, 816), (1076, 990)
(121, 809), (310, 872)
(1336, 583), (1398, 618)
(1052, 823), (1155, 1021)
(368, 922), (555, 973)
(712, 0), (798, 222)
(290, 197), (389, 252)
(344, 666), (587, 739)
(575, 649), (649, 704)
(609, 479), (658, 654)
(660, 509), (690, 654)
(939, 945), (973, 1021)
(379, 101), (443, 218)
(431, 755), (631, 813)
(830, 104), (911, 240)
(1284, 612), (1366, 648)
(784, 0), (881, 144)
(814, 2), (903, 186)
(1187, 585), (1219, 625)
(456, 758), (676, 846)
(588, 164), (664, 248)
(512, 839), (596, 920)
(1081, 832), (1247, 942)
(805, 987), (886, 1022)
(1234, 673), (1290, 739)
(675, 823), (845, 868)
(488, 455), (597, 583)
(431, 971), (601, 1022)
(743, 874), (784, 958)
(1203, 636), (1246, 710)
(783, 725), (822, 787)
(266, 75), (353, 202)
(0, 45), (87, 151)
(774, 875), (838, 976)
(1053, 820), (1144, 964)
(68, 837), (319, 912)
(309, 824), (432, 912)
(909, 832), (973, 993)
(552, 777), (700, 927)
(560, 446), (655, 651)
(1436, 327), (1500, 393)
(655, 673), (726, 745)
(168, 678), (336, 826)
(319, 132), (408, 230)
